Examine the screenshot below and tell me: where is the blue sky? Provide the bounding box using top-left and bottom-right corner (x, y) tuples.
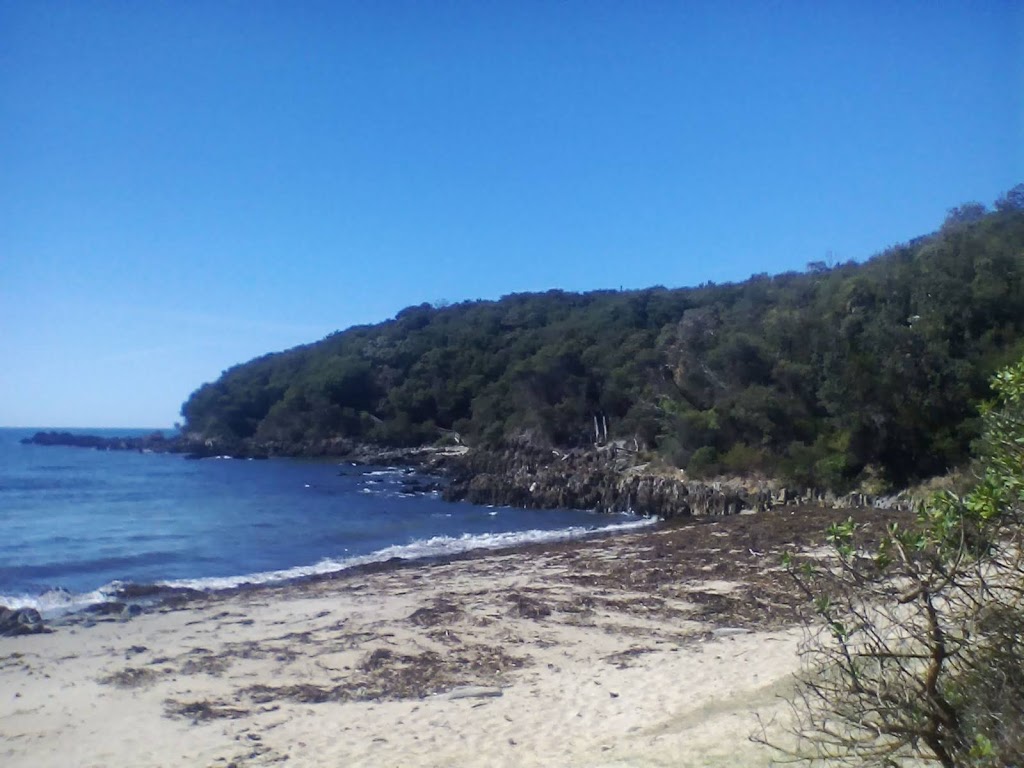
(2, 1), (1022, 427)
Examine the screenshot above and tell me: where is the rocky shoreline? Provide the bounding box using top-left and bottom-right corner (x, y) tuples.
(19, 430), (256, 459)
(22, 431), (909, 520)
(429, 445), (907, 518)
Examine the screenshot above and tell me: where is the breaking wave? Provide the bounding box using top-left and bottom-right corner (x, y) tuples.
(158, 516), (656, 592)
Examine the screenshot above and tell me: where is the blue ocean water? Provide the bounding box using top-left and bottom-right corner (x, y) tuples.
(0, 428), (651, 615)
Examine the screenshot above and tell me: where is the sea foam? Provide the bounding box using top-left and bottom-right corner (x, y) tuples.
(0, 585), (118, 616)
(2, 515), (656, 617)
(158, 516), (656, 592)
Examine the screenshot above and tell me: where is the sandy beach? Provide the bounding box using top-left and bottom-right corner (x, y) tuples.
(1, 505), (890, 768)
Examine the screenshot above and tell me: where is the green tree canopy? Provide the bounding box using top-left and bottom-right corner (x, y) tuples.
(181, 187), (1024, 491)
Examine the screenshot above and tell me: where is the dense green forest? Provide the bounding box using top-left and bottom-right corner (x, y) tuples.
(182, 186), (1024, 492)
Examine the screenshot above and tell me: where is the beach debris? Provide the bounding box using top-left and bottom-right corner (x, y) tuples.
(180, 650), (232, 677)
(444, 685), (504, 700)
(99, 666), (162, 689)
(247, 682), (334, 704)
(426, 628), (462, 645)
(506, 592), (551, 619)
(711, 627), (751, 638)
(0, 652), (28, 672)
(602, 646), (657, 669)
(242, 642), (528, 705)
(408, 598), (463, 626)
(360, 647), (394, 670)
(164, 698), (249, 722)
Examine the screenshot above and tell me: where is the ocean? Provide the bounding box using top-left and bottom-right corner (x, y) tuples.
(0, 428), (652, 616)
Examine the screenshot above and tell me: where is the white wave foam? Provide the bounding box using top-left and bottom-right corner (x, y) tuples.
(3, 517), (657, 616)
(158, 517), (657, 593)
(0, 585), (117, 616)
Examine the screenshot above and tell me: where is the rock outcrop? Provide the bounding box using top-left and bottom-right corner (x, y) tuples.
(21, 431), (172, 451)
(436, 447), (763, 518)
(0, 607), (48, 637)
(434, 445), (907, 519)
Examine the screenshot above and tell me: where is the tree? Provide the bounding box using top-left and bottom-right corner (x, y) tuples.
(772, 357), (1024, 766)
(995, 183), (1024, 213)
(178, 204), (1024, 479)
(943, 202), (987, 231)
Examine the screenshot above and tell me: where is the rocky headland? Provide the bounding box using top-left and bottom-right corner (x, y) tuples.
(23, 431), (908, 520)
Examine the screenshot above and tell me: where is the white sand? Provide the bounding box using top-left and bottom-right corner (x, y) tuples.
(1, 540), (802, 767)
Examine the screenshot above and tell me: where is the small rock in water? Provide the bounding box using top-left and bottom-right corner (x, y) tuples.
(85, 601), (127, 616)
(120, 604), (144, 621)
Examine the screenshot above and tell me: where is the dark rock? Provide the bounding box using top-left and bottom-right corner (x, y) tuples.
(0, 606), (48, 636)
(434, 445), (908, 519)
(83, 601), (128, 616)
(20, 430), (265, 460)
(21, 430), (172, 452)
(111, 583), (204, 601)
(400, 478), (443, 495)
(438, 445), (776, 519)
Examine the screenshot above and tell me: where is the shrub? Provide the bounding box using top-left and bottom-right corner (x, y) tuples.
(769, 358), (1024, 767)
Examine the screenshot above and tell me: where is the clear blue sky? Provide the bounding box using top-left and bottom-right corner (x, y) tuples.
(2, 1), (1022, 427)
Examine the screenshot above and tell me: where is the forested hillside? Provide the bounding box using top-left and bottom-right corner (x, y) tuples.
(182, 187), (1024, 492)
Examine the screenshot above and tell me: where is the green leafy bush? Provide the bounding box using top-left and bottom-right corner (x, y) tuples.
(775, 357), (1024, 766)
